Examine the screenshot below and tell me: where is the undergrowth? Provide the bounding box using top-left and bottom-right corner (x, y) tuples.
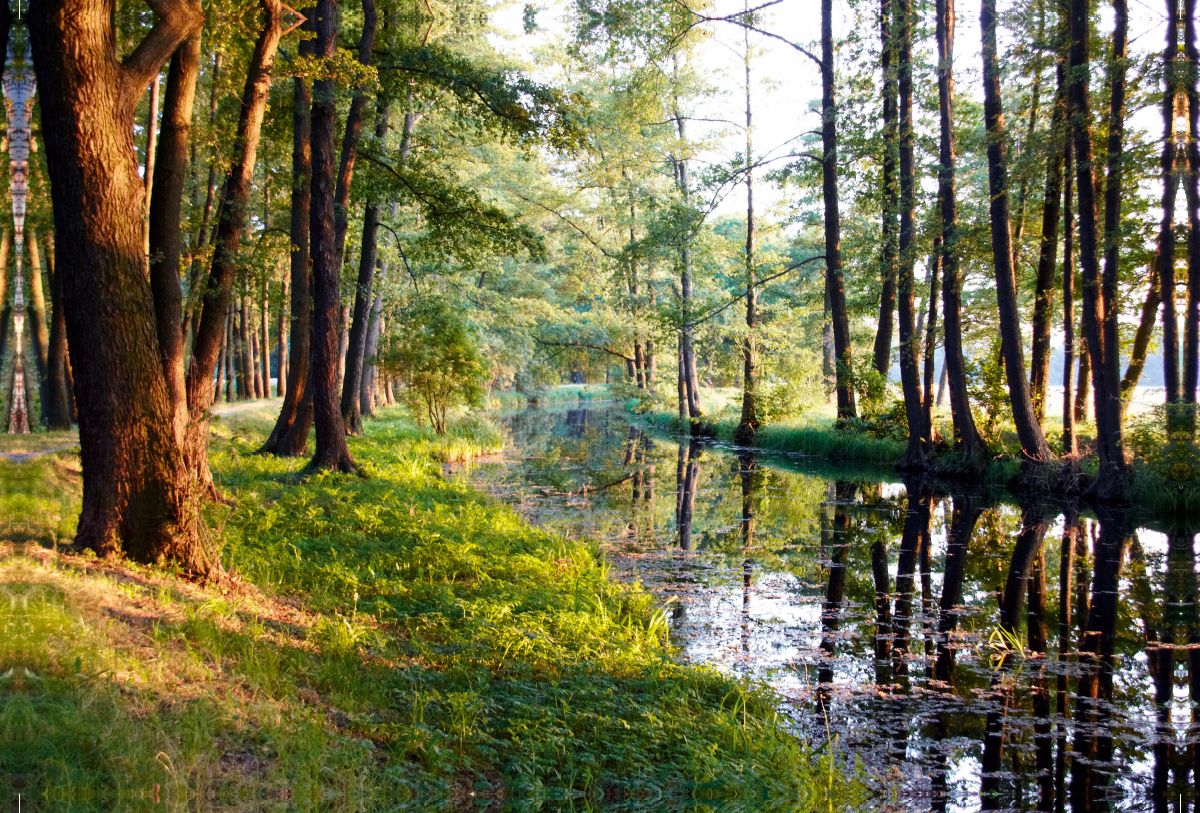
(0, 408), (869, 811)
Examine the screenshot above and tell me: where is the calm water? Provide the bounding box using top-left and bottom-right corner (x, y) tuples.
(458, 402), (1198, 813)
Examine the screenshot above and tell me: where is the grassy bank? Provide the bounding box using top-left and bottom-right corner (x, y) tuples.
(488, 383), (612, 409)
(1, 406), (868, 810)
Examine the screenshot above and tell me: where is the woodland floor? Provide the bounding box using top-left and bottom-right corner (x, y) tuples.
(0, 402), (868, 812)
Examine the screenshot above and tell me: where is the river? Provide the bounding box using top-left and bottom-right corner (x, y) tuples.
(457, 402), (1193, 812)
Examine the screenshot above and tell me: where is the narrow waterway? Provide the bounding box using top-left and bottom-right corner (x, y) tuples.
(458, 402), (1197, 812)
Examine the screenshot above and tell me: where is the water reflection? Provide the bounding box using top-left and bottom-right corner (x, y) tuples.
(461, 404), (1200, 811)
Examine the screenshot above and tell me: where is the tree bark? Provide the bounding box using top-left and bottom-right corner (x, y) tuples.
(261, 22), (314, 456)
(671, 69), (703, 428)
(1186, 0), (1200, 404)
(142, 72), (160, 255)
(342, 92), (389, 435)
(29, 0), (212, 571)
(0, 230), (9, 366)
(873, 0), (898, 380)
(1075, 346), (1091, 424)
(1068, 0), (1127, 495)
(895, 0), (925, 469)
(45, 231), (71, 429)
(148, 33), (201, 440)
(360, 264), (385, 416)
(308, 0), (356, 472)
(981, 0), (1052, 463)
(1063, 137), (1078, 455)
(822, 0), (856, 418)
(185, 0), (283, 425)
(25, 228), (50, 413)
(183, 50), (221, 343)
(332, 0), (377, 275)
(921, 239), (940, 446)
(1029, 57), (1067, 424)
(276, 273), (287, 396)
(935, 0), (985, 459)
(1161, 0), (1182, 405)
(736, 18), (759, 445)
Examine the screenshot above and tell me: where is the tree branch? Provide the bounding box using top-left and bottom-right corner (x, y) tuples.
(534, 337), (633, 362)
(123, 0), (204, 105)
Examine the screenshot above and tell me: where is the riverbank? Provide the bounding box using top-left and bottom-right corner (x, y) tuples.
(0, 405), (867, 809)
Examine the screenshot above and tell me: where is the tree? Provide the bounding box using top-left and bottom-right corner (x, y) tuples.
(379, 299), (485, 434)
(308, 0), (356, 472)
(872, 0), (897, 381)
(934, 0), (985, 461)
(980, 0), (1052, 464)
(821, 0), (855, 419)
(29, 0), (212, 570)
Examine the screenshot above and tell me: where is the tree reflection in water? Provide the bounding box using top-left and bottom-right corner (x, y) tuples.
(458, 404), (1200, 812)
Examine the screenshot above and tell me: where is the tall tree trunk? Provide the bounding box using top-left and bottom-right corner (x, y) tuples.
(873, 0), (898, 379)
(1029, 57), (1067, 423)
(981, 0), (1052, 463)
(1068, 0), (1128, 495)
(1063, 137), (1078, 455)
(308, 0), (355, 472)
(1186, 0), (1200, 405)
(921, 239), (940, 446)
(261, 24), (314, 456)
(737, 18), (759, 444)
(45, 231), (71, 429)
(1161, 0), (1182, 406)
(185, 50), (221, 341)
(935, 0), (985, 460)
(342, 95), (390, 435)
(148, 33), (201, 441)
(1075, 347), (1091, 424)
(276, 274), (287, 396)
(143, 72), (160, 256)
(822, 0), (856, 418)
(360, 261), (385, 416)
(25, 228), (50, 416)
(332, 0), (377, 275)
(896, 0), (924, 469)
(260, 282), (270, 396)
(29, 0), (212, 571)
(186, 0), (283, 425)
(238, 296), (252, 398)
(0, 231), (9, 366)
(671, 68), (703, 428)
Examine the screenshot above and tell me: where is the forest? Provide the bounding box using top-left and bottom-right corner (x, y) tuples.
(2, 0), (1198, 809)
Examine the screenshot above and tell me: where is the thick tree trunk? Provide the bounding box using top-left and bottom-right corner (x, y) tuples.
(1063, 138), (1078, 456)
(873, 0), (898, 379)
(308, 0), (355, 472)
(45, 231), (71, 429)
(935, 0), (985, 459)
(1160, 0), (1182, 405)
(1029, 59), (1067, 423)
(981, 0), (1052, 463)
(1068, 0), (1127, 495)
(822, 0), (856, 418)
(261, 26), (313, 456)
(895, 0), (925, 470)
(148, 33), (200, 440)
(29, 0), (212, 571)
(186, 0), (282, 426)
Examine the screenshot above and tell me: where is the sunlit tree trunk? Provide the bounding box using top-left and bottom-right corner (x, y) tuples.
(895, 0), (924, 469)
(981, 0), (1052, 463)
(261, 19), (313, 456)
(873, 0), (897, 380)
(934, 0), (984, 459)
(308, 0), (355, 472)
(1063, 138), (1078, 455)
(1067, 0), (1127, 495)
(29, 0), (212, 570)
(821, 0), (855, 418)
(737, 16), (759, 444)
(45, 231), (71, 429)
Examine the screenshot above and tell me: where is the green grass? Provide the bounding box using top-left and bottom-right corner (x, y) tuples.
(1, 409), (869, 811)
